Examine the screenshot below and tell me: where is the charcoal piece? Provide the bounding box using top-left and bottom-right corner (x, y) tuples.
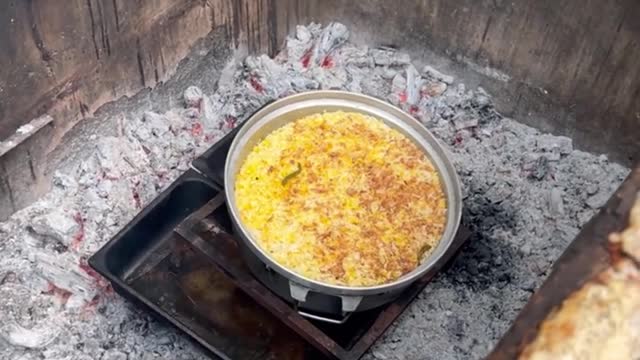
(586, 184), (599, 195)
(422, 65), (454, 84)
(547, 188), (565, 216)
(405, 64), (424, 105)
(586, 190), (611, 209)
(452, 113), (479, 130)
(370, 47), (411, 66)
(101, 350), (128, 360)
(142, 111), (171, 137)
(472, 88), (492, 108)
(183, 86), (204, 108)
(528, 156), (550, 180)
(536, 134), (573, 155)
(423, 81), (448, 97)
(29, 210), (79, 250)
(313, 22), (349, 65)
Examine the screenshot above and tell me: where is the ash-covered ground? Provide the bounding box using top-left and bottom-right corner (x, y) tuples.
(0, 23), (630, 360)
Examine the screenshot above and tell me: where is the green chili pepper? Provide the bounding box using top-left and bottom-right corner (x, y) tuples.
(418, 243), (432, 259)
(281, 163), (302, 185)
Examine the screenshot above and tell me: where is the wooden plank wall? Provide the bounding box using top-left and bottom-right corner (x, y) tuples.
(0, 0), (639, 219)
(0, 0), (282, 219)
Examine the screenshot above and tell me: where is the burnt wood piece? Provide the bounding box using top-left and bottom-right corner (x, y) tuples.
(175, 193), (472, 360)
(487, 164), (640, 360)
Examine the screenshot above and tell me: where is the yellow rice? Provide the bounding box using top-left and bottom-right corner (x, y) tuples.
(234, 111), (447, 286)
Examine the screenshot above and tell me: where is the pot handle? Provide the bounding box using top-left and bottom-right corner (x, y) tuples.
(296, 309), (353, 325)
(289, 282), (363, 324)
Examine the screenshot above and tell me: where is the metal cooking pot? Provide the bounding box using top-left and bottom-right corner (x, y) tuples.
(224, 91), (462, 324)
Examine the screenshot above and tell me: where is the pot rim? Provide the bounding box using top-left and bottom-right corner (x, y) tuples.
(224, 90), (462, 296)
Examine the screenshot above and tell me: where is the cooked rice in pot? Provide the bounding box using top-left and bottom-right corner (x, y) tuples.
(234, 111), (447, 286)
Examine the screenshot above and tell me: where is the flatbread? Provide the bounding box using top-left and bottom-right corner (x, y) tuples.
(520, 195), (640, 360)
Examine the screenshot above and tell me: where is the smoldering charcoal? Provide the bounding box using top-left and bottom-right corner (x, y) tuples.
(0, 23), (629, 360)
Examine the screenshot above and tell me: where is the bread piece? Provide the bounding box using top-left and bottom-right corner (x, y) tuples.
(610, 195), (640, 262)
(520, 195), (640, 360)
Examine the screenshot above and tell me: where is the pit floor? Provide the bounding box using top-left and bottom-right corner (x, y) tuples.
(0, 23), (630, 360)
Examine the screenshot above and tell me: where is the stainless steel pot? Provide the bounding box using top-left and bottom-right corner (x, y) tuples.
(224, 91), (462, 323)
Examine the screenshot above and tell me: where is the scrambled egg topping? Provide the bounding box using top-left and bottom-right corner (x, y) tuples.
(234, 111), (447, 286)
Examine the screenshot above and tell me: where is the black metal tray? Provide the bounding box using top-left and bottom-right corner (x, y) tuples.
(89, 168), (325, 359)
